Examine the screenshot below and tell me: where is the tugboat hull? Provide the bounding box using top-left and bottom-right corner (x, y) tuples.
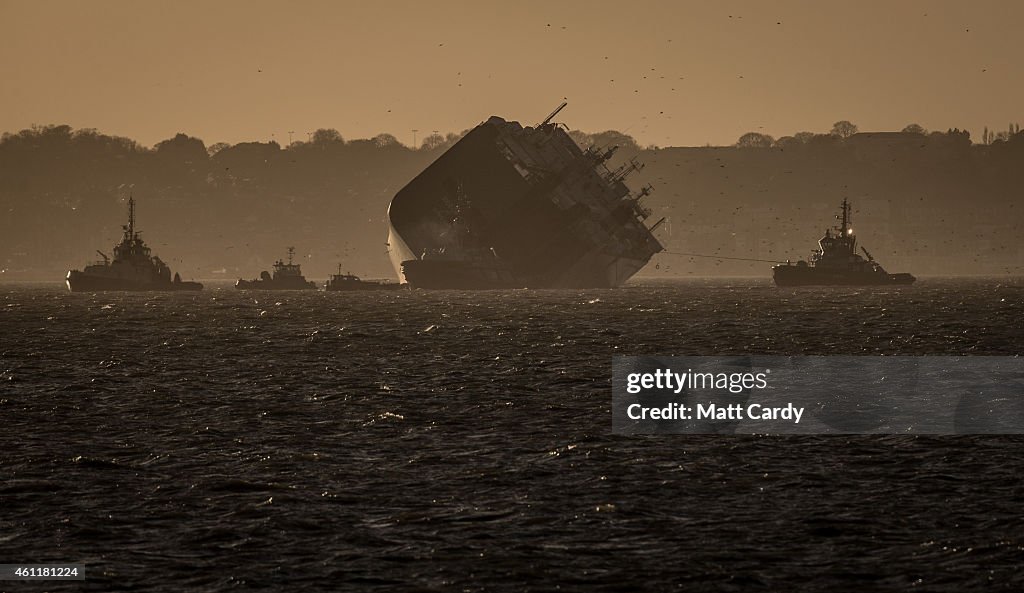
(773, 266), (915, 287)
(324, 282), (403, 292)
(325, 275), (403, 291)
(235, 279), (316, 290)
(66, 270), (202, 292)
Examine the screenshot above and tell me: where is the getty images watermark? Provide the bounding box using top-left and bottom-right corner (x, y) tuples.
(612, 356), (1024, 434)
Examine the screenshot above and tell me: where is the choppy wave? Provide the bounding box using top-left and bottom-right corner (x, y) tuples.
(1, 278), (1023, 591)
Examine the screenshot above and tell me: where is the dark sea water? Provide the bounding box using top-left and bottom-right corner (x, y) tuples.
(2, 278), (1023, 591)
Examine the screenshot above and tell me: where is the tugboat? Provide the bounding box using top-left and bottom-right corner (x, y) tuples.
(236, 247), (317, 290)
(325, 265), (403, 291)
(772, 199), (915, 286)
(66, 197), (202, 292)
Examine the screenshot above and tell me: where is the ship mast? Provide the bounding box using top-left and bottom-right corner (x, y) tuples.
(839, 198), (851, 236)
(287, 246), (295, 265)
(538, 101), (568, 127)
(122, 195), (137, 242)
(128, 196), (135, 238)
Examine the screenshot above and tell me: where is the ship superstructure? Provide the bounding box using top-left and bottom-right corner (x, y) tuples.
(388, 103), (664, 288)
(66, 197), (202, 292)
(772, 199), (915, 286)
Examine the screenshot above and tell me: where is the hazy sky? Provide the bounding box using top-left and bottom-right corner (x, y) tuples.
(1, 0), (1021, 148)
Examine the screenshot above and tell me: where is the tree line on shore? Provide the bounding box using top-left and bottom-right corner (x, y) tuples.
(736, 120), (1023, 149)
(1, 120), (1021, 279)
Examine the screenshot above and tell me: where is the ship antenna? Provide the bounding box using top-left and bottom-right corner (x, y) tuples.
(287, 246), (295, 265)
(840, 198), (851, 235)
(539, 100), (568, 127)
(127, 194), (136, 239)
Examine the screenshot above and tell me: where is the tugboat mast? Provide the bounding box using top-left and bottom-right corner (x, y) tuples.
(129, 196), (135, 237)
(838, 198), (851, 236)
(123, 195), (137, 240)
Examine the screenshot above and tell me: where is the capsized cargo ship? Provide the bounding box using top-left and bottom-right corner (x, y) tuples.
(66, 197), (202, 292)
(387, 103), (664, 288)
(772, 199), (915, 286)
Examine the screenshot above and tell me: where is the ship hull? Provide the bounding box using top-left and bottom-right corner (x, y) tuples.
(400, 254), (648, 289)
(386, 115), (662, 289)
(773, 266), (915, 287)
(66, 270), (202, 292)
(387, 216), (415, 284)
(401, 259), (520, 289)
